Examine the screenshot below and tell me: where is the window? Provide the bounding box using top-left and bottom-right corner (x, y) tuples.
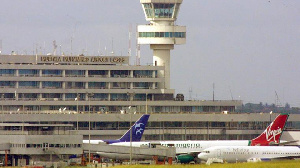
(0, 69), (15, 76)
(19, 69), (39, 76)
(42, 70), (62, 76)
(19, 81), (39, 88)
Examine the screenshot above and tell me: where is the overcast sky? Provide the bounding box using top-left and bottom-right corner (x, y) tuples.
(1, 0), (299, 107)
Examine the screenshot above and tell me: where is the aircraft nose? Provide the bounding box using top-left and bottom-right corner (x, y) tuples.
(198, 153), (207, 161)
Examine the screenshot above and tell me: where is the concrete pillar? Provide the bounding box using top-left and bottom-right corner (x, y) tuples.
(108, 70), (111, 77)
(87, 82), (89, 89)
(130, 70), (133, 89)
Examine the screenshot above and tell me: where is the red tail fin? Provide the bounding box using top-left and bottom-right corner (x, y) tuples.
(250, 113), (289, 146)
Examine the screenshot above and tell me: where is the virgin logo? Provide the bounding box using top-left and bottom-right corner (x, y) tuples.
(265, 122), (282, 142)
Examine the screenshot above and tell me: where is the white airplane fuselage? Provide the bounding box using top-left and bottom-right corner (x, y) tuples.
(198, 146), (300, 163)
(110, 140), (250, 154)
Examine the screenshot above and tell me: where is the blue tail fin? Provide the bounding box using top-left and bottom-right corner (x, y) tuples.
(119, 114), (150, 142)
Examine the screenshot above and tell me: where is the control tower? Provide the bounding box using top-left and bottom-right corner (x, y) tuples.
(138, 0), (186, 89)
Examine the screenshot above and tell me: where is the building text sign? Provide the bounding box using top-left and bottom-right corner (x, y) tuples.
(39, 56), (128, 64)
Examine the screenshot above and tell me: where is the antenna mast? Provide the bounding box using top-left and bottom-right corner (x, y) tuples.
(213, 83), (215, 101)
(111, 38), (114, 55)
(0, 39), (2, 55)
(98, 41), (101, 56)
(128, 24), (132, 63)
(275, 91), (282, 107)
(229, 87), (233, 100)
(53, 40), (57, 56)
(136, 25), (140, 65)
(189, 87), (192, 100)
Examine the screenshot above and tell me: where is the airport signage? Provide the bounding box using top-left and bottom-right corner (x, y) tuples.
(39, 56), (128, 64)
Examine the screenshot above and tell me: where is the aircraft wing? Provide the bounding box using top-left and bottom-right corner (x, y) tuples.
(278, 140), (299, 146)
(252, 155), (300, 161)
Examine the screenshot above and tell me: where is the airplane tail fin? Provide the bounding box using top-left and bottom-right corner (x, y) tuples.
(250, 113), (289, 146)
(119, 114), (150, 142)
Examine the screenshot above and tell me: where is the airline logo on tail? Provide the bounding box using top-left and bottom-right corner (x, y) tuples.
(265, 123), (282, 142)
(250, 113), (289, 146)
(134, 123), (144, 135)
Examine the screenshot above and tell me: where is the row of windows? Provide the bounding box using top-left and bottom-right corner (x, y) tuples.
(0, 70), (156, 76)
(139, 32), (186, 38)
(1, 93), (151, 101)
(0, 81), (156, 89)
(225, 152), (300, 155)
(224, 152), (259, 155)
(11, 143), (81, 148)
(262, 152), (300, 155)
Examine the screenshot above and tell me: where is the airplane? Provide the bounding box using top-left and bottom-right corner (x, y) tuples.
(198, 146), (300, 164)
(83, 114), (150, 144)
(109, 113), (289, 163)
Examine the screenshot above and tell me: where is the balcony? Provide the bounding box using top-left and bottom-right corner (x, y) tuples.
(42, 74), (63, 77)
(88, 75), (109, 78)
(18, 74), (39, 77)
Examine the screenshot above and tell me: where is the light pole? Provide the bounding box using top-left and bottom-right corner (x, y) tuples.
(146, 93), (148, 114)
(1, 93), (4, 113)
(270, 111), (273, 123)
(87, 93), (94, 164)
(75, 94), (80, 130)
(127, 92), (135, 165)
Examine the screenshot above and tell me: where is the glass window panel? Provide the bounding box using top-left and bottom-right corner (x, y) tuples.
(19, 69), (39, 75)
(0, 81), (16, 87)
(19, 81), (39, 87)
(42, 70), (62, 76)
(65, 93), (76, 99)
(146, 32), (151, 37)
(0, 69), (15, 76)
(165, 32), (170, 37)
(155, 9), (159, 18)
(155, 32), (159, 37)
(42, 82), (62, 88)
(160, 32), (164, 37)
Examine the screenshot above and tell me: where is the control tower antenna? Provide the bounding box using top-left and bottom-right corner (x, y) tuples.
(111, 38), (114, 56)
(98, 41), (101, 56)
(189, 87), (192, 100)
(138, 0), (186, 89)
(53, 40), (57, 56)
(0, 39), (2, 55)
(128, 24), (132, 64)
